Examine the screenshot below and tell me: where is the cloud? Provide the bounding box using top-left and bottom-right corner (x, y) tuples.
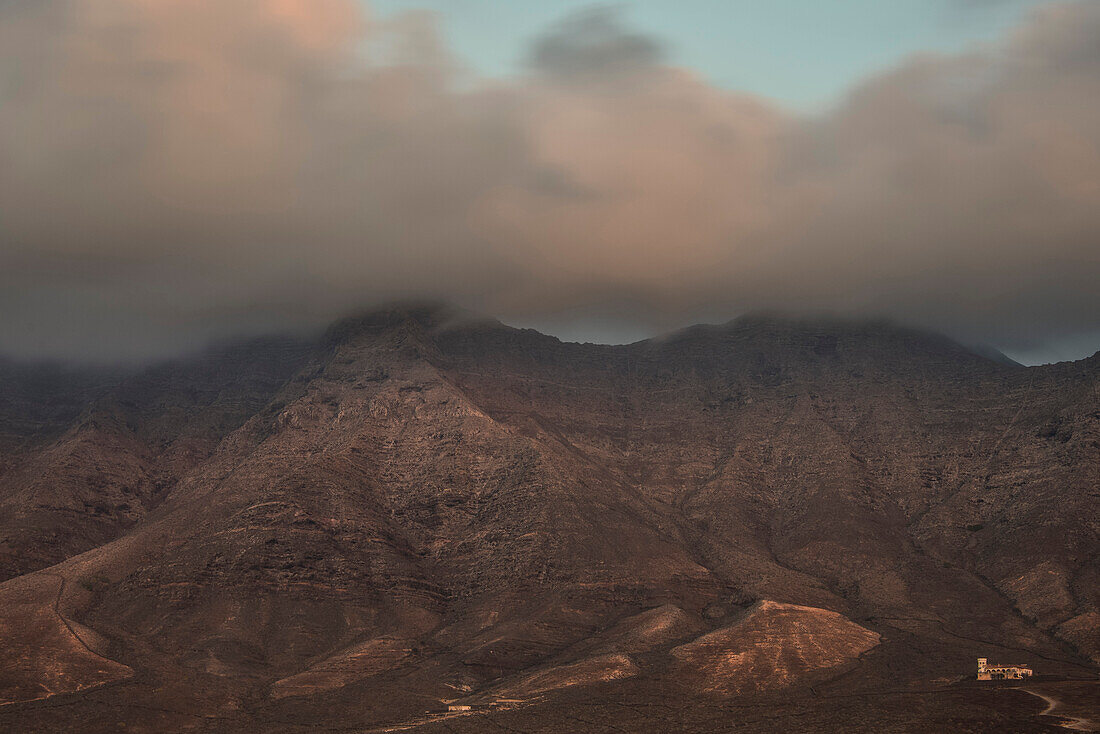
(0, 1), (1097, 361)
(527, 6), (664, 80)
(768, 1), (1100, 351)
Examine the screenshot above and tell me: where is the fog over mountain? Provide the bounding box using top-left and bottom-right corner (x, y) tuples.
(1, 1), (1098, 362)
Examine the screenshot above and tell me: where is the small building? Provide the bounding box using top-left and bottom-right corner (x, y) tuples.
(447, 704), (473, 712)
(977, 657), (1033, 680)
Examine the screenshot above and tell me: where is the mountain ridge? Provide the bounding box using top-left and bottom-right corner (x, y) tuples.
(0, 305), (1096, 732)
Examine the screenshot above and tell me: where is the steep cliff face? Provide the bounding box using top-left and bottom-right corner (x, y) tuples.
(0, 305), (1096, 732)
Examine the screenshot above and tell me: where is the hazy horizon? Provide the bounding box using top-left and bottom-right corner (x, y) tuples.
(0, 300), (1093, 368)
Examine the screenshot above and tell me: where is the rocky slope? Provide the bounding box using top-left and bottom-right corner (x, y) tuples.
(0, 305), (1096, 732)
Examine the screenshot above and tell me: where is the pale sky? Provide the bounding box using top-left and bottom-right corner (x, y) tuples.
(369, 0), (1047, 108)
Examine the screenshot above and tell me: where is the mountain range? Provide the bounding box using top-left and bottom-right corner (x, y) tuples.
(1, 304), (1097, 732)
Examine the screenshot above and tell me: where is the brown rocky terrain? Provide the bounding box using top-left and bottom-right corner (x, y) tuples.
(0, 304), (1096, 732)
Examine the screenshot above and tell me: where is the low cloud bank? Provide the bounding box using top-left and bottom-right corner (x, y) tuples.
(1, 1), (1097, 361)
